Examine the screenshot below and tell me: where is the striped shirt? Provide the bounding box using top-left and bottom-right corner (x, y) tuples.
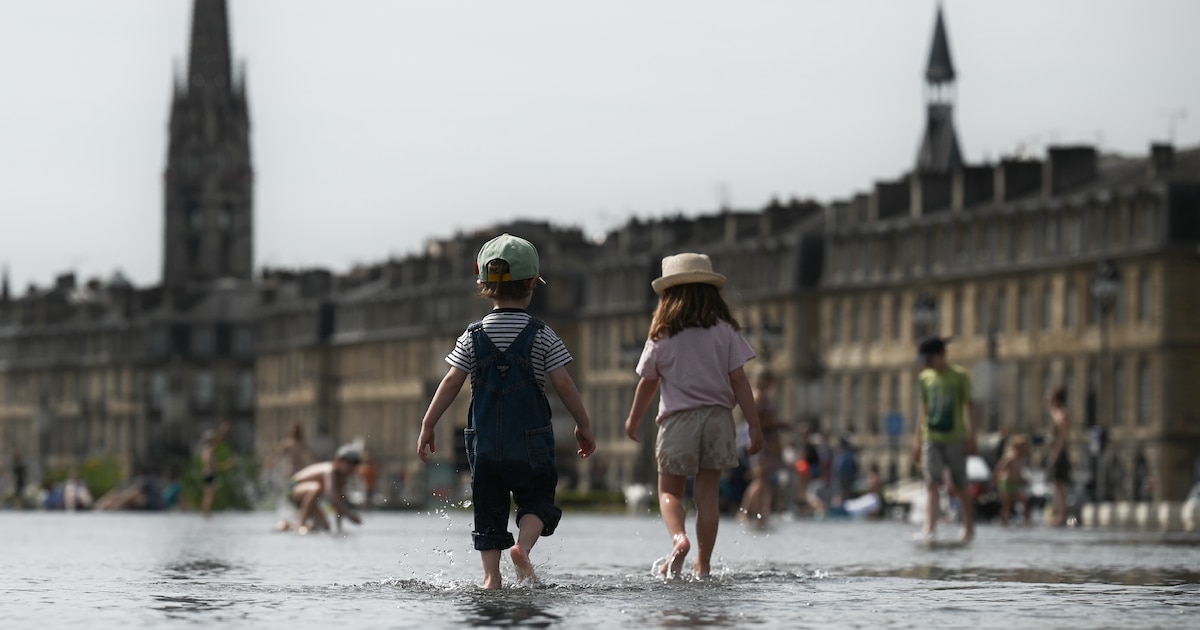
(445, 308), (572, 390)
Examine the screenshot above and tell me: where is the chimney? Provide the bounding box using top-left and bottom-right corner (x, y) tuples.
(1043, 145), (1097, 196)
(953, 165), (995, 210)
(911, 171), (953, 215)
(872, 179), (910, 220)
(996, 158), (1042, 201)
(55, 272), (76, 291)
(1150, 143), (1175, 178)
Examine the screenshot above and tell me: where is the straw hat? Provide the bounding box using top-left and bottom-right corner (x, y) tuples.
(651, 253), (726, 295)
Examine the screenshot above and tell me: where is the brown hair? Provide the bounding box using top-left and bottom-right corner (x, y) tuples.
(648, 283), (740, 341)
(477, 259), (534, 301)
(1049, 385), (1067, 406)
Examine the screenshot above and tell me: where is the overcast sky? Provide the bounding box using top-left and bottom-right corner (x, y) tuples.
(2, 0), (1198, 292)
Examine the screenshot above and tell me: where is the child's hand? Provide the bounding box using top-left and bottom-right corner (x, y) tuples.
(624, 417), (641, 443)
(575, 426), (596, 458)
(746, 425), (765, 456)
(417, 428), (435, 463)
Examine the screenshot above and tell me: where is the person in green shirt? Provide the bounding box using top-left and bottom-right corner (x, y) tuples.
(912, 336), (977, 543)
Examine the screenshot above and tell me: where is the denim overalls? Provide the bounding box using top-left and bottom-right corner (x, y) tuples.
(465, 318), (562, 551)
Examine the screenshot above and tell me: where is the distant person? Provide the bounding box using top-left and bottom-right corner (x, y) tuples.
(95, 468), (163, 511)
(1046, 386), (1072, 527)
(201, 422), (233, 517)
(261, 421), (318, 477)
(276, 444), (364, 534)
(842, 461), (884, 518)
(805, 430), (835, 516)
(358, 448), (379, 509)
(834, 433), (860, 504)
(739, 370), (784, 529)
(994, 434), (1031, 526)
(415, 233), (596, 589)
(624, 253), (763, 578)
(63, 468), (93, 511)
(913, 336), (977, 543)
(12, 452), (28, 509)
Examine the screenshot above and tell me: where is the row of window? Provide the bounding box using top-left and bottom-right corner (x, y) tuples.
(828, 201), (1160, 281)
(148, 369), (254, 411)
(828, 270), (1156, 345)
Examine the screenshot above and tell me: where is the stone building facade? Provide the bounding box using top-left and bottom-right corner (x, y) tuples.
(2, 3), (1198, 506)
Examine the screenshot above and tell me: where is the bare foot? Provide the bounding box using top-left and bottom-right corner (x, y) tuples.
(483, 573), (502, 590)
(660, 534), (691, 578)
(960, 528), (974, 544)
(693, 559), (711, 578)
(511, 545), (538, 583)
(274, 520), (294, 532)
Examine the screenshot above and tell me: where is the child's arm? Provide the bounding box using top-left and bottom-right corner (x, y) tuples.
(624, 378), (659, 442)
(416, 367), (468, 463)
(730, 366), (763, 455)
(328, 475), (362, 526)
(994, 454), (1009, 484)
(547, 367), (596, 458)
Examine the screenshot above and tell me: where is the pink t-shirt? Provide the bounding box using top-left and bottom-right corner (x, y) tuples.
(635, 320), (757, 422)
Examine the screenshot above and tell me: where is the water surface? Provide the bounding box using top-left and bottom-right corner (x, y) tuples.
(1, 510), (1196, 628)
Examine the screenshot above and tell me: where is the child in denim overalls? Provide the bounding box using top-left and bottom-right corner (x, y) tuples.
(417, 233), (596, 589)
(624, 253), (764, 578)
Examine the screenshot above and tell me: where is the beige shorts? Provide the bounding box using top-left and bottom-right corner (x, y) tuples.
(655, 406), (739, 476)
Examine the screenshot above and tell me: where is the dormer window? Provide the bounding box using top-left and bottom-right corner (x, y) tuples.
(187, 202), (202, 230)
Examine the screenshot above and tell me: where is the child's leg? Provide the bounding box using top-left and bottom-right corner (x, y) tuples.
(481, 550), (502, 590)
(950, 483), (974, 541)
(296, 488), (330, 532)
(924, 483), (939, 535)
(511, 514), (543, 582)
(658, 473), (691, 576)
(692, 469), (721, 577)
(1000, 491), (1012, 526)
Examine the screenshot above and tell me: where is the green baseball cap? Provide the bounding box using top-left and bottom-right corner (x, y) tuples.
(475, 233), (545, 284)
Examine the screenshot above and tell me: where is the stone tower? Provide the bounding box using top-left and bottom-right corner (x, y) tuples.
(163, 0), (253, 287)
(915, 4), (963, 173)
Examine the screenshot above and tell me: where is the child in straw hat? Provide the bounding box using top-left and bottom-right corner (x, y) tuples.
(625, 252), (764, 578)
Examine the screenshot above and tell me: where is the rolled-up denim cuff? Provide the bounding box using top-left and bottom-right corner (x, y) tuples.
(516, 503), (563, 537)
(472, 530), (516, 551)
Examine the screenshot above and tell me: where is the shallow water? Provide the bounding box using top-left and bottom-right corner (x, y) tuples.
(1, 509), (1196, 629)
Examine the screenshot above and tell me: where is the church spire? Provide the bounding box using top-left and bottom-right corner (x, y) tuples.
(187, 0), (233, 94)
(163, 0), (253, 288)
(916, 4), (963, 173)
(925, 5), (956, 85)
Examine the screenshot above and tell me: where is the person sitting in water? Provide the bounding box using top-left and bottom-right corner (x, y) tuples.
(276, 444), (363, 534)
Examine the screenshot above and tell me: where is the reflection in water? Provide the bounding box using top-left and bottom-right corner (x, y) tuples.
(458, 590), (563, 627)
(852, 564), (1200, 587)
(154, 556), (250, 620)
(152, 594), (234, 616)
(160, 558), (240, 581)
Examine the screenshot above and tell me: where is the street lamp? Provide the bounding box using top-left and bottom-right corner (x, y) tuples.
(912, 292), (938, 341)
(1089, 259), (1121, 501)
